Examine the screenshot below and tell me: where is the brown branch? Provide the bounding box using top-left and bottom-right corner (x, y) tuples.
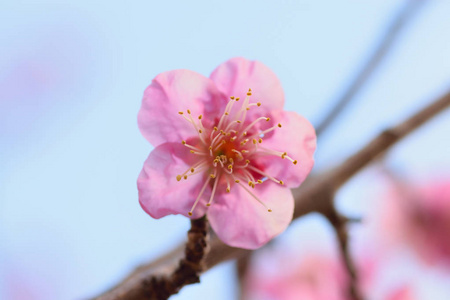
(315, 0), (425, 136)
(92, 90), (450, 300)
(325, 207), (362, 300)
(94, 217), (209, 300)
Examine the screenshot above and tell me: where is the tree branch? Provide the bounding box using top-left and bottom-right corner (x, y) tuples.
(315, 0), (425, 136)
(92, 90), (450, 300)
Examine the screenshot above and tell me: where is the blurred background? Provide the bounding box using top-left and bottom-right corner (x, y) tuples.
(1, 0), (450, 299)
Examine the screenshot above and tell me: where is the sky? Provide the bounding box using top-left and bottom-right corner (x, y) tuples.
(1, 0), (450, 299)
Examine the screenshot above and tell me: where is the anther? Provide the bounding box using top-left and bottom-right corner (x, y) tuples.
(230, 96), (235, 100)
(235, 179), (240, 183)
(178, 111), (184, 115)
(198, 129), (202, 133)
(278, 123), (282, 128)
(236, 97), (240, 101)
(182, 140), (186, 145)
(279, 180), (284, 185)
(257, 102), (261, 106)
(293, 160), (298, 165)
(266, 118), (270, 121)
(198, 115), (203, 120)
(210, 174), (216, 178)
(176, 175), (182, 181)
(268, 209), (272, 212)
(187, 109), (191, 114)
(183, 175), (188, 180)
(190, 168), (195, 173)
(257, 180), (263, 184)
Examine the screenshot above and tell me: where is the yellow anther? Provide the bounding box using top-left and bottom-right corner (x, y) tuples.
(228, 165), (233, 169)
(279, 180), (284, 185)
(245, 159), (250, 164)
(237, 120), (242, 123)
(257, 102), (261, 106)
(225, 112), (229, 115)
(253, 139), (257, 144)
(190, 150), (195, 153)
(178, 111), (184, 115)
(236, 97), (240, 101)
(214, 126), (218, 131)
(208, 146), (212, 150)
(190, 168), (195, 173)
(258, 138), (262, 143)
(246, 107), (250, 110)
(242, 132), (247, 136)
(268, 209), (272, 212)
(248, 181), (253, 187)
(188, 212), (193, 216)
(266, 117), (270, 121)
(182, 140), (186, 145)
(293, 160), (298, 165)
(281, 152), (287, 159)
(198, 115), (203, 120)
(248, 88), (252, 92)
(230, 96), (235, 100)
(210, 174), (216, 178)
(198, 129), (202, 133)
(226, 187), (230, 193)
(206, 203), (211, 207)
(229, 157), (234, 163)
(176, 175), (182, 181)
(278, 123), (282, 128)
(257, 180), (263, 184)
(241, 150), (249, 153)
(187, 109), (191, 114)
(235, 179), (240, 183)
(247, 92), (252, 96)
(222, 140), (226, 144)
(183, 175), (188, 180)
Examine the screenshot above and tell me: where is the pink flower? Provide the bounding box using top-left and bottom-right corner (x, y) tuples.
(137, 57), (316, 249)
(381, 178), (450, 266)
(243, 247), (416, 300)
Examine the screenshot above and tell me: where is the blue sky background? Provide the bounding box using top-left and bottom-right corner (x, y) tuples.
(1, 0), (450, 299)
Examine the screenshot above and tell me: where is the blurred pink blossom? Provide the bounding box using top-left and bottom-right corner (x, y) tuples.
(137, 57), (316, 249)
(381, 178), (450, 267)
(244, 247), (415, 300)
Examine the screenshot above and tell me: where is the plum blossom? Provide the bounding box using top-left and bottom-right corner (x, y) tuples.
(381, 178), (450, 266)
(243, 247), (415, 300)
(137, 57), (316, 249)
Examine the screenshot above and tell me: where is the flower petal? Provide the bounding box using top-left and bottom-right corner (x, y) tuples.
(138, 69), (225, 147)
(255, 110), (316, 188)
(208, 181), (294, 249)
(210, 57), (284, 113)
(138, 142), (209, 219)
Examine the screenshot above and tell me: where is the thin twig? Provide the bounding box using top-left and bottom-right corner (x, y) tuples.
(315, 0), (425, 136)
(324, 208), (362, 300)
(92, 90), (450, 300)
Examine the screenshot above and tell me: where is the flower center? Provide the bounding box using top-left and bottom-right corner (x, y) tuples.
(177, 89), (297, 216)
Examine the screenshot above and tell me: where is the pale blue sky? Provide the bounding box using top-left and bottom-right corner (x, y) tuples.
(1, 1), (450, 299)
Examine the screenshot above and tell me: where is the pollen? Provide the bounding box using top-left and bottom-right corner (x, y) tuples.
(293, 160), (298, 165)
(278, 123), (282, 128)
(176, 175), (182, 181)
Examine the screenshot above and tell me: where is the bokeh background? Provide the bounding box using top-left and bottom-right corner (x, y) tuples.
(1, 0), (450, 299)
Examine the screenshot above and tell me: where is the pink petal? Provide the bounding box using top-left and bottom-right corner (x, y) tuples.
(208, 181), (294, 249)
(210, 57), (284, 114)
(255, 110), (316, 188)
(137, 142), (209, 219)
(138, 69), (225, 147)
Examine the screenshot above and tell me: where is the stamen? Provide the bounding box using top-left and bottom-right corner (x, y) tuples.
(207, 173), (220, 207)
(247, 165), (284, 185)
(182, 140), (203, 152)
(188, 176), (211, 216)
(237, 181), (272, 212)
